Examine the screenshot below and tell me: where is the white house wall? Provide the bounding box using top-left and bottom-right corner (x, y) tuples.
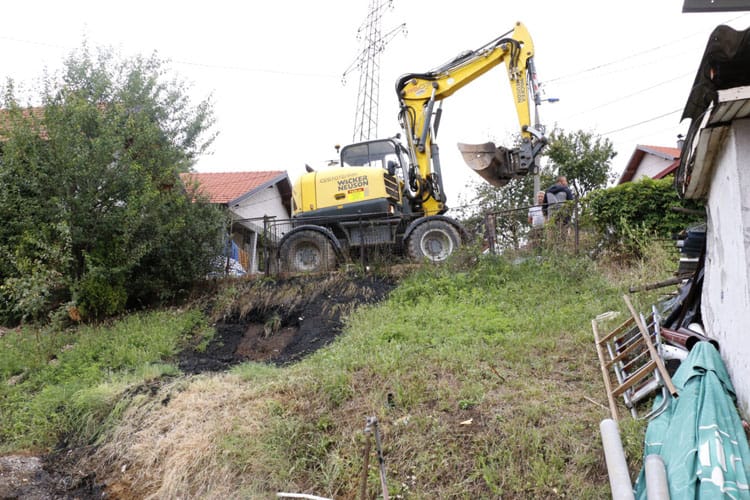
(703, 118), (750, 414)
(230, 183), (291, 238)
(633, 155), (673, 181)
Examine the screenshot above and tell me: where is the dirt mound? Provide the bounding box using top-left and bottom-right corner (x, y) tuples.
(179, 272), (397, 372)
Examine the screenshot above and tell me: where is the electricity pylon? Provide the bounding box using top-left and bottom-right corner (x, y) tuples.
(343, 0), (405, 143)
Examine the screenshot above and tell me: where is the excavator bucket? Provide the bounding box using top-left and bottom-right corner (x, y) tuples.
(457, 142), (523, 188)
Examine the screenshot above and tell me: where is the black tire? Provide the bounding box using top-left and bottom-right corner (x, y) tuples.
(407, 220), (461, 262)
(280, 230), (337, 273)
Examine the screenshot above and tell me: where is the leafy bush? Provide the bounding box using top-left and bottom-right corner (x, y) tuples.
(0, 45), (225, 323)
(582, 177), (704, 256)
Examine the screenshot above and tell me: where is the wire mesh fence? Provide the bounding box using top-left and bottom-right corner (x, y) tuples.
(482, 199), (581, 255)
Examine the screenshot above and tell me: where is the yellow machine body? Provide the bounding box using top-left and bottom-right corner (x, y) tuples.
(292, 167), (402, 216)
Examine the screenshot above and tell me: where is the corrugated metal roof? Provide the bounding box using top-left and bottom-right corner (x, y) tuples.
(180, 171), (287, 204)
(676, 22), (750, 199)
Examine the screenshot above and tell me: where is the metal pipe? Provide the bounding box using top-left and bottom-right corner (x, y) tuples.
(644, 454), (670, 500)
(659, 344), (688, 362)
(599, 419), (635, 500)
(418, 84), (438, 153)
(660, 326), (719, 352)
(365, 416), (389, 500)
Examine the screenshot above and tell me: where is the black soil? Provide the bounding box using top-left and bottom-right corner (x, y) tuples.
(1, 272), (398, 499)
(178, 273), (397, 373)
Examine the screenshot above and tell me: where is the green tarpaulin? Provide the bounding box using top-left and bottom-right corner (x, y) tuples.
(634, 341), (750, 499)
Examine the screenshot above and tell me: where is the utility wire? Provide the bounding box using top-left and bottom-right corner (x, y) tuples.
(561, 72), (692, 120)
(0, 35), (340, 79)
(546, 12), (749, 84)
(171, 59), (338, 79)
(602, 108), (682, 135)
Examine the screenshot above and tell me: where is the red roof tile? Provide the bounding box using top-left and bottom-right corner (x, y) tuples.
(618, 145), (682, 184)
(180, 171), (286, 204)
(653, 159), (680, 179)
(639, 145), (681, 159)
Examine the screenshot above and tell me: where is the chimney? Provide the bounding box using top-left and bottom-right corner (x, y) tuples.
(676, 134), (685, 150)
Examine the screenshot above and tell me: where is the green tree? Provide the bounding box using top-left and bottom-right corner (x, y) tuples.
(545, 129), (617, 197)
(456, 168), (555, 251)
(0, 45), (225, 323)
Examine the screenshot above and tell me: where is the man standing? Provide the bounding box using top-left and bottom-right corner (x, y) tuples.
(527, 190), (547, 249)
(543, 176), (574, 218)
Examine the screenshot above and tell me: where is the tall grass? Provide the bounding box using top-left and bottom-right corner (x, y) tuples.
(0, 309), (210, 451)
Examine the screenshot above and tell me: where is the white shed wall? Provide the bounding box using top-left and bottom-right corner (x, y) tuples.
(231, 183), (289, 222)
(703, 118), (750, 414)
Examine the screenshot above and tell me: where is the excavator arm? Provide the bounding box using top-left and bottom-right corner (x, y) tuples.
(396, 21), (546, 216)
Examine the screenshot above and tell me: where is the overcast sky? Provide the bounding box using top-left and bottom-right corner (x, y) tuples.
(2, 1), (748, 204)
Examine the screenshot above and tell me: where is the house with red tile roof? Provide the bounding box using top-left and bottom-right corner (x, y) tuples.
(180, 171), (292, 274)
(616, 144), (682, 185)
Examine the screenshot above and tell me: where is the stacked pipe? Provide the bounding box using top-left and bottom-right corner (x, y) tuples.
(659, 326), (719, 352)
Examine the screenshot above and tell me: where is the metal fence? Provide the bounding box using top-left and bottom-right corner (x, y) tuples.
(227, 200), (583, 277)
(482, 199), (581, 255)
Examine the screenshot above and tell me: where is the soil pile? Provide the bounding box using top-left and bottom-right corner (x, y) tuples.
(0, 450), (103, 500)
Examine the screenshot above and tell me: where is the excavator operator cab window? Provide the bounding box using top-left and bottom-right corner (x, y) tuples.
(341, 139), (403, 175)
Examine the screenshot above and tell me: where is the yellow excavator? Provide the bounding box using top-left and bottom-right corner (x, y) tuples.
(278, 22), (547, 272)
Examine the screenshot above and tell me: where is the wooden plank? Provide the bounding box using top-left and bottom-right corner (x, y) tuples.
(605, 335), (644, 368)
(612, 360), (657, 398)
(597, 316), (635, 345)
(623, 295), (679, 397)
(592, 319), (619, 421)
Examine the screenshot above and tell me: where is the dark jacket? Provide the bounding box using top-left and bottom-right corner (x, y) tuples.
(542, 184), (574, 216)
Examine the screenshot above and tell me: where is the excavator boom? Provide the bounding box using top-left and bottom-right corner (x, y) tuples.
(397, 21), (546, 201)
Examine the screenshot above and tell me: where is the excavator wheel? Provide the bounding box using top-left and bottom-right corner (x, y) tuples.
(407, 220), (461, 263)
(280, 230), (337, 273)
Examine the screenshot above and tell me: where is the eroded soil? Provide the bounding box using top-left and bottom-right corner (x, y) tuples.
(0, 272), (398, 499)
(178, 272), (397, 371)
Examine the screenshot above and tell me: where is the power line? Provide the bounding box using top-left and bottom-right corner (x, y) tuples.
(546, 12), (749, 84)
(560, 72), (692, 120)
(171, 59), (338, 79)
(602, 108), (682, 135)
(0, 34), (340, 80)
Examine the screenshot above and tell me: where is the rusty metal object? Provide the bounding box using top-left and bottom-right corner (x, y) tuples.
(660, 326), (719, 352)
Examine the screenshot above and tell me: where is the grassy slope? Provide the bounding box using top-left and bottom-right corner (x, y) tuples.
(86, 253), (660, 499)
(0, 309), (210, 451)
(0, 248), (675, 498)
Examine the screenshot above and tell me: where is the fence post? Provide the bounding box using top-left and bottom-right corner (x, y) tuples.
(359, 216), (365, 268)
(263, 215), (270, 277)
(485, 213), (497, 255)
